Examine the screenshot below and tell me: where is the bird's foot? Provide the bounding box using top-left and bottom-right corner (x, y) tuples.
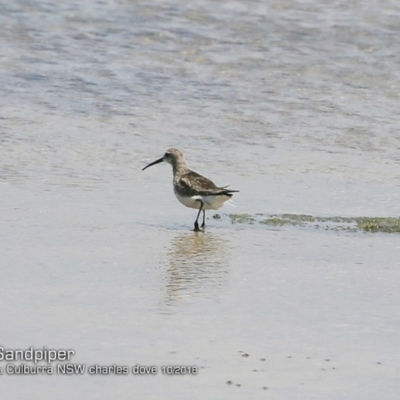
(194, 222), (201, 232)
(201, 223), (205, 229)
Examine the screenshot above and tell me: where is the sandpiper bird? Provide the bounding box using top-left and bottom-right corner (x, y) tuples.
(142, 148), (239, 231)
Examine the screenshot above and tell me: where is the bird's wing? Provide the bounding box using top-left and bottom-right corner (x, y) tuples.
(178, 171), (238, 196)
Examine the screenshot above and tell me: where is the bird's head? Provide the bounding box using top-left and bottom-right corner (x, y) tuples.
(142, 148), (185, 171)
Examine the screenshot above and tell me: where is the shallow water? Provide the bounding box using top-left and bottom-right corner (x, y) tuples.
(1, 0), (400, 398)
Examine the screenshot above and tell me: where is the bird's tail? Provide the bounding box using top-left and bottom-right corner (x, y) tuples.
(215, 189), (239, 196)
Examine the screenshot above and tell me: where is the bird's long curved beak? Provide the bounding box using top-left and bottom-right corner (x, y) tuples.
(142, 157), (164, 171)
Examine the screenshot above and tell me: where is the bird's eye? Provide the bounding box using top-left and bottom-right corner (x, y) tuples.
(165, 153), (170, 157)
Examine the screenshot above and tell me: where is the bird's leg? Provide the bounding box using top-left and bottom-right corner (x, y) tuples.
(194, 201), (204, 231)
(201, 210), (206, 229)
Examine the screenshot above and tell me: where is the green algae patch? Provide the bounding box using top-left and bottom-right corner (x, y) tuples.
(356, 217), (400, 233)
(227, 213), (400, 234)
(260, 214), (325, 227)
(281, 214), (315, 223)
(261, 217), (290, 226)
(260, 216), (310, 227)
(228, 213), (256, 224)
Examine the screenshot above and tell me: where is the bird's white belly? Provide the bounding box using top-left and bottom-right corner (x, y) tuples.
(174, 192), (230, 210)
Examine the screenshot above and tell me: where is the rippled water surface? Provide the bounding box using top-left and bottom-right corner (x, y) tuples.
(1, 0), (400, 399)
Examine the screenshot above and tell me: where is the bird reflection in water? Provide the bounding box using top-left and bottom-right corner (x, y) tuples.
(164, 232), (230, 306)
